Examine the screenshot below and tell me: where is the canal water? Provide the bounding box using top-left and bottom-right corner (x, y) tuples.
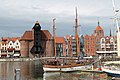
(0, 60), (113, 80)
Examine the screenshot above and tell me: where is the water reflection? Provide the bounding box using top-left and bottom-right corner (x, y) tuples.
(0, 60), (43, 80)
(43, 72), (112, 80)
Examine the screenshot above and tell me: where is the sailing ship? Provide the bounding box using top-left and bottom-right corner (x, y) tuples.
(101, 0), (120, 77)
(43, 8), (91, 72)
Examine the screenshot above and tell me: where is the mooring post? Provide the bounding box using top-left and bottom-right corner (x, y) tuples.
(14, 69), (21, 80)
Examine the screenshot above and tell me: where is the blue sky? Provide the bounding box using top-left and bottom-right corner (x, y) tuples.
(0, 0), (120, 37)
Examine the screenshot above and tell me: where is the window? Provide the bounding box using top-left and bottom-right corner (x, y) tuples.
(36, 42), (38, 44)
(16, 43), (18, 45)
(101, 38), (105, 43)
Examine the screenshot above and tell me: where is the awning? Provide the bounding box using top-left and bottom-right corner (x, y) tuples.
(7, 48), (15, 51)
(13, 54), (20, 57)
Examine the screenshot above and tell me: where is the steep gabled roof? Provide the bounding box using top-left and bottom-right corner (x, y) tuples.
(20, 30), (52, 41)
(9, 37), (20, 42)
(20, 31), (33, 41)
(41, 30), (52, 40)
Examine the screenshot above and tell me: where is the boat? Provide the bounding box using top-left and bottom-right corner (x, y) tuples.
(101, 0), (120, 77)
(43, 9), (92, 72)
(101, 65), (120, 77)
(43, 64), (83, 72)
(43, 60), (90, 72)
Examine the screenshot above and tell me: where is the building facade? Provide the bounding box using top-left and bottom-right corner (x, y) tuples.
(65, 35), (84, 57)
(96, 36), (117, 57)
(0, 37), (20, 58)
(84, 21), (104, 56)
(84, 34), (96, 56)
(56, 37), (66, 57)
(20, 21), (63, 58)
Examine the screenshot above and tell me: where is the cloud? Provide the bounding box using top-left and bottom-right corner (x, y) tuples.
(0, 0), (120, 37)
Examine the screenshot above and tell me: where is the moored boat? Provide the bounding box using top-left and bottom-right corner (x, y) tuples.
(43, 63), (86, 72)
(43, 59), (92, 72)
(101, 65), (120, 77)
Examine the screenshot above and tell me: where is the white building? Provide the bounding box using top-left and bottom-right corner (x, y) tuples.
(0, 37), (20, 58)
(96, 36), (117, 57)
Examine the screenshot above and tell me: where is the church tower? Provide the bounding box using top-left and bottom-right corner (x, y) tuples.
(94, 20), (104, 51)
(94, 20), (104, 37)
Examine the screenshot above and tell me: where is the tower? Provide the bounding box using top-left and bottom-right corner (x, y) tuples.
(110, 29), (112, 36)
(31, 21), (42, 55)
(94, 20), (104, 37)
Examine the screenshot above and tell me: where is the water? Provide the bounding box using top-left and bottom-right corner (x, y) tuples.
(0, 60), (114, 80)
(44, 72), (112, 80)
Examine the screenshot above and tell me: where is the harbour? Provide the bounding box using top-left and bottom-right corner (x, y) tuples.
(0, 0), (120, 79)
(0, 60), (115, 80)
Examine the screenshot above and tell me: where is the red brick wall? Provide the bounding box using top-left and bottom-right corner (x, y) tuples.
(84, 35), (96, 56)
(20, 40), (29, 57)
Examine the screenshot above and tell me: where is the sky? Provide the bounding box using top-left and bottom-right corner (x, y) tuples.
(0, 0), (120, 37)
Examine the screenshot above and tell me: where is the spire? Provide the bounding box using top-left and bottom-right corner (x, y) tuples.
(98, 19), (100, 26)
(110, 29), (112, 36)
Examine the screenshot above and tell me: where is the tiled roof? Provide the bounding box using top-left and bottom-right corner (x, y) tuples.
(2, 38), (8, 41)
(2, 37), (20, 42)
(95, 26), (103, 31)
(20, 30), (52, 41)
(9, 37), (20, 42)
(20, 31), (33, 41)
(41, 30), (52, 40)
(55, 37), (65, 43)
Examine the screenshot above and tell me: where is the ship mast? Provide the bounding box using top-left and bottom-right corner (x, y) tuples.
(53, 18), (56, 57)
(75, 7), (80, 57)
(112, 0), (120, 56)
(112, 0), (119, 32)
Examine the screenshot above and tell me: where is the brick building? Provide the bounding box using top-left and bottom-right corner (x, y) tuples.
(20, 21), (53, 58)
(56, 37), (66, 57)
(20, 21), (66, 58)
(84, 21), (104, 56)
(65, 35), (84, 57)
(84, 34), (96, 56)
